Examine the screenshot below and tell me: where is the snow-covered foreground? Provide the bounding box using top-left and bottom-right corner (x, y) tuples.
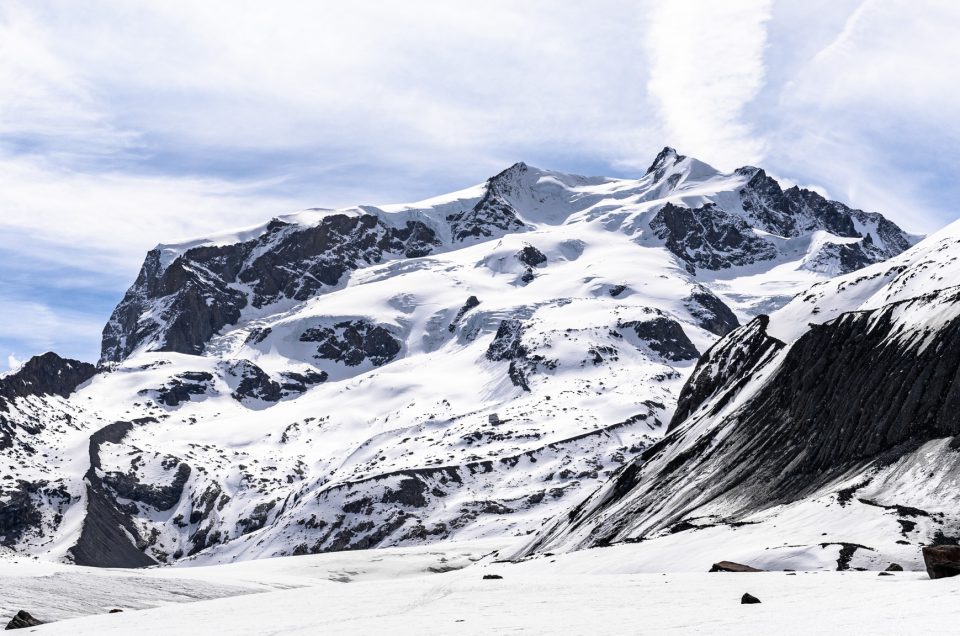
(11, 540), (958, 635)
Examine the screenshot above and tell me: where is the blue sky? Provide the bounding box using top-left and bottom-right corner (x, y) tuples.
(2, 0), (959, 367)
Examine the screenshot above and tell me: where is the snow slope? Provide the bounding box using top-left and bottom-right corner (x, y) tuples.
(11, 540), (958, 635)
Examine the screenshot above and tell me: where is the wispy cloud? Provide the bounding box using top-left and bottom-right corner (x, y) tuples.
(644, 0), (773, 169)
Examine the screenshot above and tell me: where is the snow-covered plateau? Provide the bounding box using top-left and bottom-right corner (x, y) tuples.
(6, 146), (960, 632)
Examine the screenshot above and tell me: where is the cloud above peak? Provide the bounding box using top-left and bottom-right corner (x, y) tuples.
(645, 0), (773, 170)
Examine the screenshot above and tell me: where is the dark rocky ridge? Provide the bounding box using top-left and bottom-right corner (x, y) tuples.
(447, 163), (529, 242)
(101, 214), (440, 363)
(71, 419), (159, 567)
(648, 165), (911, 274)
(650, 202), (777, 272)
(533, 288), (960, 551)
(0, 353), (96, 412)
(300, 320), (402, 367)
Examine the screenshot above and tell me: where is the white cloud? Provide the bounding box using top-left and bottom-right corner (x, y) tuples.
(6, 354), (22, 372)
(644, 0), (773, 169)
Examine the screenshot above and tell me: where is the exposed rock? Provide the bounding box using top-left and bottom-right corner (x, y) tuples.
(645, 146), (685, 181)
(225, 360), (282, 403)
(650, 202), (777, 272)
(0, 352), (97, 413)
(684, 286), (740, 337)
(671, 316), (784, 428)
(922, 545), (960, 579)
(5, 610), (43, 630)
(141, 371), (214, 407)
(70, 419), (158, 568)
(279, 370), (328, 394)
(878, 571), (893, 576)
(885, 563), (904, 572)
(301, 321), (401, 367)
(483, 574), (504, 580)
(710, 561), (765, 573)
(517, 245), (547, 268)
(447, 163), (527, 242)
(102, 461), (191, 511)
(448, 296), (481, 332)
(741, 593), (761, 604)
(101, 214), (439, 362)
(620, 315), (700, 361)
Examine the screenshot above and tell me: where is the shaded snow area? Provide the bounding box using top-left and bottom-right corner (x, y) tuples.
(14, 541), (959, 635)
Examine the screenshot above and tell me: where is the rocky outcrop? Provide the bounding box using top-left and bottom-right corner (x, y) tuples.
(448, 296), (481, 332)
(650, 202), (777, 272)
(224, 360), (282, 403)
(70, 419), (158, 568)
(670, 316), (784, 428)
(5, 610), (44, 630)
(710, 561), (765, 573)
(101, 214), (439, 363)
(447, 163), (528, 241)
(922, 545), (960, 579)
(102, 461), (191, 511)
(0, 353), (96, 412)
(684, 286), (740, 337)
(620, 315), (700, 362)
(739, 169), (911, 260)
(140, 371), (214, 407)
(300, 321), (401, 367)
(486, 319), (533, 391)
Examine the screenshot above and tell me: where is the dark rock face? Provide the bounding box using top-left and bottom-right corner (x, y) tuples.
(5, 610), (44, 630)
(448, 296), (481, 333)
(741, 593), (761, 604)
(71, 419), (158, 568)
(517, 245), (547, 267)
(225, 360), (282, 403)
(922, 545), (960, 579)
(486, 320), (532, 391)
(447, 163), (528, 241)
(279, 370), (328, 394)
(237, 500), (278, 535)
(739, 170), (912, 260)
(885, 563), (904, 572)
(101, 214), (439, 363)
(483, 574), (504, 580)
(647, 169), (911, 275)
(102, 461), (191, 511)
(300, 321), (401, 367)
(671, 316), (784, 428)
(710, 561), (765, 573)
(620, 315), (700, 362)
(141, 371), (214, 407)
(0, 482), (43, 547)
(650, 202), (777, 272)
(645, 146), (686, 181)
(548, 290), (960, 552)
(684, 286), (740, 337)
(0, 352), (97, 412)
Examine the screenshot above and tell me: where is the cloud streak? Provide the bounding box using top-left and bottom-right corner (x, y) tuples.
(645, 0), (773, 169)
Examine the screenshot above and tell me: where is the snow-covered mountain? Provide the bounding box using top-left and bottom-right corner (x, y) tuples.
(518, 219), (960, 571)
(0, 148), (917, 566)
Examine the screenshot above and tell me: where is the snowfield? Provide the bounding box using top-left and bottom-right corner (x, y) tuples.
(8, 541), (958, 635)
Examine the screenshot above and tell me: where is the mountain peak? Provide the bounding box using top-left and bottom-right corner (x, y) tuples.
(645, 146), (685, 176)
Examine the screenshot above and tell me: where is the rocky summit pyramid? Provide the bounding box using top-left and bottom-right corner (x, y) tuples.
(0, 147), (917, 566)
